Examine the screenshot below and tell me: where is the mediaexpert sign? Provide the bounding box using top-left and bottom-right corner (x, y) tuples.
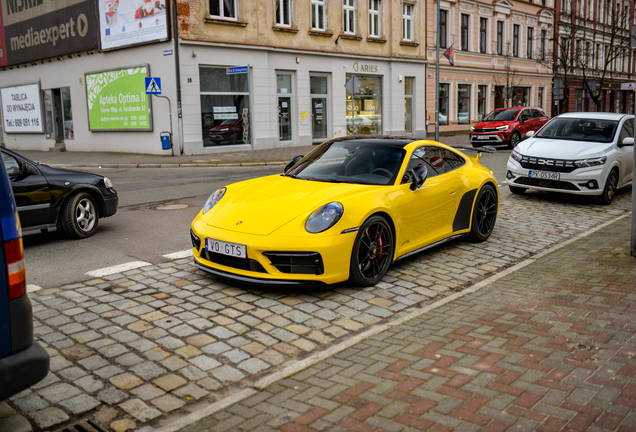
(0, 83), (44, 133)
(85, 65), (153, 131)
(98, 0), (169, 51)
(0, 0), (98, 67)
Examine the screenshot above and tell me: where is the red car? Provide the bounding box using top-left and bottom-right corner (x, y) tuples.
(209, 118), (244, 145)
(470, 107), (549, 148)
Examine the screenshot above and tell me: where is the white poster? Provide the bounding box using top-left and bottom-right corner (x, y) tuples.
(98, 0), (169, 51)
(0, 84), (44, 133)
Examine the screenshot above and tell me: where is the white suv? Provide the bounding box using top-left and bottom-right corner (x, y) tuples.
(506, 112), (634, 205)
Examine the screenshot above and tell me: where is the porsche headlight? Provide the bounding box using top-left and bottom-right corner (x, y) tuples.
(511, 150), (522, 162)
(574, 156), (607, 168)
(305, 202), (344, 233)
(104, 177), (114, 189)
(203, 187), (226, 214)
(496, 125), (510, 130)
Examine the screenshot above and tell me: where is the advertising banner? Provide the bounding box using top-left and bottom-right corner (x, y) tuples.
(0, 0), (98, 66)
(0, 83), (44, 133)
(85, 65), (153, 131)
(98, 0), (169, 51)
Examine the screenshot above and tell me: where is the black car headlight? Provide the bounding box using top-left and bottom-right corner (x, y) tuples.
(574, 156), (606, 168)
(104, 177), (114, 189)
(203, 187), (226, 214)
(305, 202), (344, 233)
(511, 150), (522, 162)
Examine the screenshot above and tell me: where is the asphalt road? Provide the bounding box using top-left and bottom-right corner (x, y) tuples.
(22, 148), (512, 289)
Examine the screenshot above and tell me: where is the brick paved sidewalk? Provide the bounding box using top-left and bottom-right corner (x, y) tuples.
(185, 216), (636, 432)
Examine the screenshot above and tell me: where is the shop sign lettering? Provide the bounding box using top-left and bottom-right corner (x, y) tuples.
(353, 61), (378, 73)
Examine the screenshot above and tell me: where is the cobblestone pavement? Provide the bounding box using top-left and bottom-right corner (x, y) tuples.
(5, 187), (633, 432)
(184, 213), (636, 432)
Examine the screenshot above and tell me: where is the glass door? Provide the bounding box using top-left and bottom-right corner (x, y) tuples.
(277, 74), (293, 142)
(310, 75), (328, 142)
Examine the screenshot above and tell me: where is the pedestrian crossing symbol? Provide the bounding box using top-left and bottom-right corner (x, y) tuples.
(145, 77), (161, 95)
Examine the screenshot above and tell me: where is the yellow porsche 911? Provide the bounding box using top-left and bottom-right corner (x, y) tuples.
(191, 137), (498, 287)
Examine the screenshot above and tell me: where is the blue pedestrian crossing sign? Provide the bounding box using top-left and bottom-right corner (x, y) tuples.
(145, 77), (161, 95)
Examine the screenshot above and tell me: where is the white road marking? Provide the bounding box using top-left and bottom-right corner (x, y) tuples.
(27, 284), (42, 293)
(163, 250), (193, 260)
(85, 261), (151, 278)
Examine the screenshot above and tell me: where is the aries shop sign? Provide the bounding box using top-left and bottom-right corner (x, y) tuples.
(0, 0), (98, 67)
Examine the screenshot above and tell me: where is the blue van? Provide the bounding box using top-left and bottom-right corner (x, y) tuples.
(0, 153), (49, 400)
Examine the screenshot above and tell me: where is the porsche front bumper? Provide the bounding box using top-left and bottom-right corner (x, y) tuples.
(191, 220), (357, 285)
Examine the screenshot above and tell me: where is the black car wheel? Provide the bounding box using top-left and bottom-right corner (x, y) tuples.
(468, 184), (498, 242)
(599, 169), (619, 205)
(349, 216), (394, 287)
(62, 192), (99, 239)
(508, 131), (521, 149)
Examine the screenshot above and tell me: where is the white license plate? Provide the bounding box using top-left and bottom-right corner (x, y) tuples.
(206, 238), (247, 258)
(529, 170), (560, 181)
(477, 135), (489, 140)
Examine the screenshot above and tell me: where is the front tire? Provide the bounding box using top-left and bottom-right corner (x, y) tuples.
(468, 184), (498, 242)
(349, 216), (394, 287)
(599, 169), (618, 205)
(62, 192), (99, 239)
(508, 131), (521, 149)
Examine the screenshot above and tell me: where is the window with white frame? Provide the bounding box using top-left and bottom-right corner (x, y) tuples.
(276, 0), (292, 26)
(461, 14), (469, 51)
(599, 0), (604, 22)
(587, 0), (592, 18)
(343, 0), (356, 34)
(369, 0), (381, 37)
(440, 10), (448, 48)
(479, 18), (487, 53)
(403, 3), (414, 41)
(497, 21), (504, 55)
(210, 0), (237, 19)
(527, 27), (533, 58)
(311, 0), (326, 30)
(596, 43), (602, 69)
(540, 29), (546, 60)
(513, 24), (519, 57)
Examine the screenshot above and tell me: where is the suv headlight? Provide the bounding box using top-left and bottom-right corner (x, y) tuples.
(511, 150), (522, 162)
(306, 202), (344, 233)
(470, 126), (475, 131)
(203, 187), (226, 214)
(496, 125), (509, 130)
(574, 156), (607, 168)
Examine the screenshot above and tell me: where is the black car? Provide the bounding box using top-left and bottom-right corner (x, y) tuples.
(0, 155), (49, 400)
(1, 148), (118, 238)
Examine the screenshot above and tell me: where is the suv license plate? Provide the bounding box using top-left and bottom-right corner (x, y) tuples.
(529, 170), (560, 181)
(477, 136), (489, 140)
(206, 238), (247, 258)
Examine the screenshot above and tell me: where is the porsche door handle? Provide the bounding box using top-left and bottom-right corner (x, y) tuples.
(449, 189), (456, 195)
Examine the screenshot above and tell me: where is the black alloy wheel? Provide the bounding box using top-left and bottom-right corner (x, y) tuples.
(599, 169), (619, 205)
(349, 216), (394, 287)
(468, 184), (498, 242)
(508, 131), (521, 149)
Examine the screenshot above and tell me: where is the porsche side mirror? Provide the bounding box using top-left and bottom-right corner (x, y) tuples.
(526, 131), (535, 138)
(619, 137), (634, 147)
(410, 165), (428, 191)
(284, 155), (304, 173)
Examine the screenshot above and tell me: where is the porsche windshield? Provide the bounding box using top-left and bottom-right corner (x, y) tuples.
(483, 109), (519, 121)
(535, 118), (618, 143)
(286, 141), (406, 185)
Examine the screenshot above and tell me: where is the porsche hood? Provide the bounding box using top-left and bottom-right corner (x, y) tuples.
(202, 175), (371, 236)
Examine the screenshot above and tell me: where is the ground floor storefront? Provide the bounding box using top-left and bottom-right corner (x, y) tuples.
(551, 78), (636, 115)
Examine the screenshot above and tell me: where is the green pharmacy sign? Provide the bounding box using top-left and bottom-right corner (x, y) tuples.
(85, 66), (153, 131)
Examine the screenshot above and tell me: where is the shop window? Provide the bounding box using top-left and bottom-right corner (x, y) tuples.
(312, 0), (326, 30)
(513, 24), (519, 57)
(479, 18), (487, 53)
(404, 77), (413, 133)
(477, 85), (487, 120)
(276, 0), (292, 26)
(402, 3), (414, 41)
(346, 75), (382, 135)
(210, 0), (237, 19)
(439, 10), (448, 49)
(527, 27), (533, 59)
(199, 66), (251, 147)
(43, 87), (73, 140)
(457, 84), (470, 125)
(497, 21), (503, 55)
(369, 0), (381, 37)
(512, 87), (529, 107)
(439, 83), (449, 125)
(461, 14), (469, 51)
(343, 0), (356, 34)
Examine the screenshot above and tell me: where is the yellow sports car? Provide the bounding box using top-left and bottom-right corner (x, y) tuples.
(191, 137), (498, 287)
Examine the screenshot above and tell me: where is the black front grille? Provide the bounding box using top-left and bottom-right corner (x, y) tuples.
(514, 176), (580, 191)
(519, 155), (577, 173)
(263, 252), (324, 275)
(472, 128), (499, 133)
(191, 230), (201, 250)
(202, 250), (266, 273)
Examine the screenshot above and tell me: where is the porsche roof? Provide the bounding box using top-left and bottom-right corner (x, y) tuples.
(327, 135), (418, 148)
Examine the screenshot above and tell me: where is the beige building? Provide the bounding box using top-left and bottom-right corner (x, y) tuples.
(425, 0), (555, 135)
